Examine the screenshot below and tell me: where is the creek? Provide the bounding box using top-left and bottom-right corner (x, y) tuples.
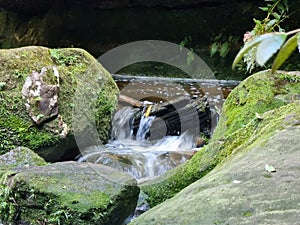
(78, 74), (239, 183)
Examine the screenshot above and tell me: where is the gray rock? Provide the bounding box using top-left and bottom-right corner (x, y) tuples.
(0, 146), (47, 168)
(0, 161), (139, 225)
(130, 126), (300, 224)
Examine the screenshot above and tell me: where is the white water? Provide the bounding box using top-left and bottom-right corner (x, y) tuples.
(78, 107), (196, 182)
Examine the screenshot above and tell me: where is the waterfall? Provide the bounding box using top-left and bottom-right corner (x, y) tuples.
(78, 106), (196, 182)
(136, 113), (156, 141)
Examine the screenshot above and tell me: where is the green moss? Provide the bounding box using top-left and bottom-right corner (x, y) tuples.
(142, 70), (300, 207)
(0, 46), (119, 157)
(0, 163), (135, 225)
(0, 147), (47, 169)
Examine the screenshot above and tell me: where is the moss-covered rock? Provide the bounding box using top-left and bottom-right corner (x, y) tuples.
(140, 70), (300, 207)
(0, 161), (139, 225)
(0, 146), (47, 168)
(0, 46), (119, 161)
(130, 124), (300, 224)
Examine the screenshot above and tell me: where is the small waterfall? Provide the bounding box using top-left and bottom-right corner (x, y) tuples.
(111, 107), (138, 141)
(136, 108), (156, 141)
(78, 106), (196, 182)
(78, 76), (238, 182)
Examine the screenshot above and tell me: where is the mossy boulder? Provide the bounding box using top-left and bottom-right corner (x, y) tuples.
(140, 70), (300, 207)
(0, 146), (47, 168)
(0, 161), (139, 225)
(130, 125), (300, 224)
(0, 46), (119, 161)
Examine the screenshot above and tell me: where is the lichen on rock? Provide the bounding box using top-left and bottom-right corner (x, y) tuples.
(0, 146), (47, 169)
(22, 66), (60, 125)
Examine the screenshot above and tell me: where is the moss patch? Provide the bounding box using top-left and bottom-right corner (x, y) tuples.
(0, 162), (139, 225)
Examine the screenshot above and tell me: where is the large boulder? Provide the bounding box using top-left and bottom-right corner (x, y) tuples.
(0, 161), (139, 225)
(0, 46), (119, 161)
(130, 127), (300, 224)
(139, 70), (300, 207)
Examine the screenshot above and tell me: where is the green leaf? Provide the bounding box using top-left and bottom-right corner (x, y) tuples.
(259, 7), (269, 12)
(272, 33), (299, 73)
(210, 42), (218, 57)
(266, 19), (277, 29)
(220, 42), (229, 58)
(232, 33), (275, 69)
(298, 33), (300, 53)
(256, 33), (287, 66)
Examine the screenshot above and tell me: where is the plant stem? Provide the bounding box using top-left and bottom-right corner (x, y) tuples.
(286, 28), (300, 35)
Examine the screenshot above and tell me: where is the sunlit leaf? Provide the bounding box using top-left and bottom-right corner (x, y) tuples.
(259, 7), (268, 12)
(266, 19), (277, 29)
(256, 33), (287, 66)
(232, 33), (274, 69)
(272, 33), (299, 73)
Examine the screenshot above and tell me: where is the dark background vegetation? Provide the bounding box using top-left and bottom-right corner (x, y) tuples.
(0, 0), (299, 79)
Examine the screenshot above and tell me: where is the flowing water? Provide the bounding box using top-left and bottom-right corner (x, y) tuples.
(78, 75), (239, 182)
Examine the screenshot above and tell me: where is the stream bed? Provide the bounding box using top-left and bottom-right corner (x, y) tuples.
(78, 74), (239, 182)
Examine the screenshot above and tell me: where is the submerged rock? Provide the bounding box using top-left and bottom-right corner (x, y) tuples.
(0, 46), (119, 161)
(0, 161), (139, 225)
(139, 70), (300, 208)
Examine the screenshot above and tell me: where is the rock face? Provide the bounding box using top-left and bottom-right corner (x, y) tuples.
(0, 161), (139, 225)
(132, 70), (300, 223)
(0, 46), (119, 161)
(131, 127), (300, 224)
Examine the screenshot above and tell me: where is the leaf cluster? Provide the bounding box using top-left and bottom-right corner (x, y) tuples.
(233, 0), (300, 73)
(238, 0), (291, 72)
(255, 0), (289, 34)
(232, 30), (300, 73)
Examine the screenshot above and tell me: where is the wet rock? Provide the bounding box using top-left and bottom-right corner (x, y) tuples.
(0, 46), (119, 161)
(0, 161), (139, 225)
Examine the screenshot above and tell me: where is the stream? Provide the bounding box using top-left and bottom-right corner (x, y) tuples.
(78, 74), (239, 183)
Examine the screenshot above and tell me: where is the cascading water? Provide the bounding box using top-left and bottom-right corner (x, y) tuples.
(78, 106), (196, 182)
(78, 75), (239, 182)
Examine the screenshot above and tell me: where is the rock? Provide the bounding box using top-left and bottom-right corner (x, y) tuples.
(21, 66), (60, 126)
(139, 70), (300, 207)
(0, 161), (139, 225)
(130, 126), (300, 225)
(0, 146), (47, 168)
(0, 46), (119, 161)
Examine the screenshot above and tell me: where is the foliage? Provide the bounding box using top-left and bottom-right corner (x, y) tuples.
(210, 32), (239, 58)
(0, 184), (16, 223)
(179, 36), (195, 65)
(232, 29), (300, 73)
(232, 0), (300, 73)
(254, 0), (289, 35)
